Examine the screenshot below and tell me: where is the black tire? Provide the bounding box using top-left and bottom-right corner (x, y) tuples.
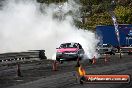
(89, 59), (93, 64)
(112, 52), (115, 55)
(110, 51), (115, 55)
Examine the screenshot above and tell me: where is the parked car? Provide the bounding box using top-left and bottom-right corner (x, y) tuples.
(96, 44), (116, 55)
(56, 42), (85, 62)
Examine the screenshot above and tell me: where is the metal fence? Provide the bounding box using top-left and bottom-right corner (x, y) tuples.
(0, 50), (47, 62)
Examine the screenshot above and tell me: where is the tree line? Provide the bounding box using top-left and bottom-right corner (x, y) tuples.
(37, 0), (132, 30)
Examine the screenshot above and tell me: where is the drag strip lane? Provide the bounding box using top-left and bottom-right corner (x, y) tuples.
(7, 59), (132, 88)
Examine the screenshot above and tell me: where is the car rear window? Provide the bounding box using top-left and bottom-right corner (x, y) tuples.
(60, 43), (78, 48)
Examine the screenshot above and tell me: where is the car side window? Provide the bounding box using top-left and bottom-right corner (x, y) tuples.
(73, 44), (77, 48)
(78, 44), (82, 49)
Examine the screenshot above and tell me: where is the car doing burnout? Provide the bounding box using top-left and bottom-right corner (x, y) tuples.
(56, 43), (85, 62)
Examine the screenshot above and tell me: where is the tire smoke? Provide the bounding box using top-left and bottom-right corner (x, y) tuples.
(0, 0), (99, 60)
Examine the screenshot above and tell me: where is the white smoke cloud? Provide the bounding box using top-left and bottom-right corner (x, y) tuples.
(0, 0), (99, 60)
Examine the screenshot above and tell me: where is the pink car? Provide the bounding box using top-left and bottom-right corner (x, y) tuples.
(56, 43), (85, 62)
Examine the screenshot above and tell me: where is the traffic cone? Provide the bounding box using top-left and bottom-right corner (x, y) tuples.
(75, 58), (80, 67)
(92, 56), (96, 64)
(17, 64), (22, 77)
(52, 60), (57, 71)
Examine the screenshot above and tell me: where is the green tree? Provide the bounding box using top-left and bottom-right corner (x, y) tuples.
(114, 6), (132, 24)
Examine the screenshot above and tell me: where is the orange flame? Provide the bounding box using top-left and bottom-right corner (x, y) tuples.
(78, 65), (86, 76)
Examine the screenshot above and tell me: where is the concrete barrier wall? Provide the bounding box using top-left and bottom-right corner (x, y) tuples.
(0, 50), (46, 62)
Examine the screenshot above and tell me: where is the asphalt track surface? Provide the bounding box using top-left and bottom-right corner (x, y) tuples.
(0, 54), (132, 88)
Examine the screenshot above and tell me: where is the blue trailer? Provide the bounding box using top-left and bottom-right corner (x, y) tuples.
(96, 24), (132, 47)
